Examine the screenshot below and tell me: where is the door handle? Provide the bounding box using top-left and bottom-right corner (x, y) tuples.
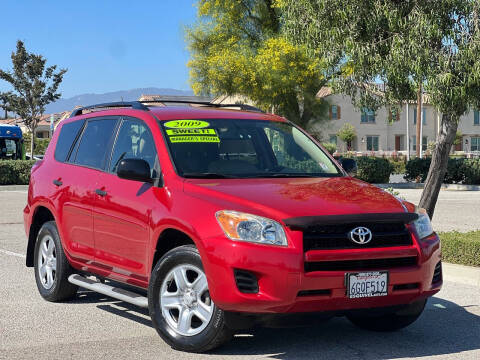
(53, 179), (63, 187)
(95, 189), (107, 197)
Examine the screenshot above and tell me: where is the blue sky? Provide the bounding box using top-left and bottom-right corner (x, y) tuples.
(0, 1), (198, 98)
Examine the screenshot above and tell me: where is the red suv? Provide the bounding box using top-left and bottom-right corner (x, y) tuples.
(24, 101), (442, 352)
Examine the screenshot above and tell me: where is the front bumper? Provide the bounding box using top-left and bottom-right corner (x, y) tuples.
(201, 231), (441, 314)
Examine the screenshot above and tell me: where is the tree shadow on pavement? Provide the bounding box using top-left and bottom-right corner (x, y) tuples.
(214, 297), (480, 359)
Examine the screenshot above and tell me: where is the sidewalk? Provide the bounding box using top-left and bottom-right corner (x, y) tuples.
(443, 262), (480, 287)
(0, 185), (28, 191)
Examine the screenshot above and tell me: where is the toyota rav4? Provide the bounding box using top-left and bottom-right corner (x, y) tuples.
(24, 101), (442, 352)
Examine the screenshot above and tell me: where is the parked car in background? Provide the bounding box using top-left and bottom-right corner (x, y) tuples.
(24, 101), (442, 352)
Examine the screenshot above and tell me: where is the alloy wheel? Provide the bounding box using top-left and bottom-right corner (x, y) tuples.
(37, 235), (57, 289)
(160, 264), (213, 336)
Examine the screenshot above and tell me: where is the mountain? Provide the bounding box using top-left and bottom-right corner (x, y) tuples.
(45, 87), (194, 113)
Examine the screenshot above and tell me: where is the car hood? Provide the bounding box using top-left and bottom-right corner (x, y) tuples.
(183, 176), (407, 220)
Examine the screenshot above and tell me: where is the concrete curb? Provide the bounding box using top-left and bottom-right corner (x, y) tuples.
(443, 262), (480, 287)
(0, 185), (28, 191)
(376, 183), (480, 191)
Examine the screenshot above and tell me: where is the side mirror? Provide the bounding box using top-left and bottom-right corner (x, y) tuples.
(339, 158), (357, 177)
(117, 158), (152, 183)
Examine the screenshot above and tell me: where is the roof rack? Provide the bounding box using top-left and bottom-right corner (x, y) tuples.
(69, 101), (149, 118)
(140, 100), (265, 113)
(69, 100), (265, 118)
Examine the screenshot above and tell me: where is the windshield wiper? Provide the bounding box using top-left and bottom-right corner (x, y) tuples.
(182, 172), (235, 179)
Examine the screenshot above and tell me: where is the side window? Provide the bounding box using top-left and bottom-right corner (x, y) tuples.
(54, 120), (85, 162)
(110, 119), (158, 177)
(74, 118), (117, 169)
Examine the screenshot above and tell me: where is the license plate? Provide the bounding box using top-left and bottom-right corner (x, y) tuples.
(346, 271), (388, 298)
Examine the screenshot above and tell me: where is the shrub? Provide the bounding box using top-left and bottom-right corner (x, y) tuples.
(0, 160), (36, 185)
(463, 158), (480, 185)
(355, 157), (393, 183)
(445, 158), (464, 184)
(321, 142), (337, 155)
(388, 158), (406, 175)
(404, 157), (431, 182)
(405, 157), (480, 184)
(439, 231), (480, 267)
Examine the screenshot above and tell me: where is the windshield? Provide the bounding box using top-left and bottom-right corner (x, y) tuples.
(160, 119), (342, 179)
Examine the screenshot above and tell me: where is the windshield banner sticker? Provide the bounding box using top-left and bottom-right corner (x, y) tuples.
(166, 128), (216, 135)
(164, 120), (210, 129)
(169, 135), (220, 143)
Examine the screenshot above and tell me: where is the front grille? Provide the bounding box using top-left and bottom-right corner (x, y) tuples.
(303, 222), (412, 251)
(304, 256), (417, 272)
(432, 261), (442, 284)
(233, 269), (259, 294)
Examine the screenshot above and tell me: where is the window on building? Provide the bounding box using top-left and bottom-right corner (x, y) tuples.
(412, 136), (428, 151)
(472, 137), (480, 152)
(361, 108), (376, 123)
(474, 110), (480, 125)
(413, 108), (427, 125)
(330, 105), (340, 120)
(329, 135), (337, 145)
(366, 136), (379, 151)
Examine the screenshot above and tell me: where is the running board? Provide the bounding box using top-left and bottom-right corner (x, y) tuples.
(68, 274), (148, 308)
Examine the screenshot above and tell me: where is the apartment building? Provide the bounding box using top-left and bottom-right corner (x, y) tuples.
(316, 88), (480, 155)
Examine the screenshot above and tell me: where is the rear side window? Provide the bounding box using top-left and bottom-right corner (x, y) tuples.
(54, 120), (85, 162)
(74, 118), (117, 169)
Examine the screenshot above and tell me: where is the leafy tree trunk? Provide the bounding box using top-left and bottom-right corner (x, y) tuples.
(30, 127), (35, 158)
(419, 113), (458, 218)
(416, 86), (422, 158)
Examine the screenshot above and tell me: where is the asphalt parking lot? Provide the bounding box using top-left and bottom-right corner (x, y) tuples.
(1, 190), (479, 360)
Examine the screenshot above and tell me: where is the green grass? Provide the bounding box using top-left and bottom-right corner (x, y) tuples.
(439, 231), (480, 267)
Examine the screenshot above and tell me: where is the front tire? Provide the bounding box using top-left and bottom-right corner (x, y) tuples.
(33, 221), (78, 301)
(346, 298), (427, 332)
(148, 245), (233, 352)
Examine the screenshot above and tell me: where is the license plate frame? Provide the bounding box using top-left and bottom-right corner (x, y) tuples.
(346, 271), (389, 299)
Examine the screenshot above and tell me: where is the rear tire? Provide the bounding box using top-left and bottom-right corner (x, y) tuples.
(148, 245), (233, 352)
(33, 221), (78, 301)
(346, 298), (427, 332)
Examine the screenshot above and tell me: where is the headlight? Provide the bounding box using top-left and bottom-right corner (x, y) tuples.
(215, 210), (288, 246)
(413, 207), (434, 239)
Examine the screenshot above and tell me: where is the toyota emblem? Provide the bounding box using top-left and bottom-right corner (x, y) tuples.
(349, 226), (373, 244)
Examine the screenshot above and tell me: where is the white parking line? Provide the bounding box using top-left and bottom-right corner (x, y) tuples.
(0, 249), (26, 258)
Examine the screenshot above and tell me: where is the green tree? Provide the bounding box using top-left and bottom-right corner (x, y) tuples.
(337, 123), (356, 151)
(0, 40), (66, 156)
(454, 131), (463, 146)
(282, 0), (480, 218)
(186, 0), (330, 129)
(0, 93), (14, 119)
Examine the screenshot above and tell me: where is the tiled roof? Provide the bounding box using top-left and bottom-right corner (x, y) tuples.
(0, 118), (18, 125)
(3, 112), (71, 127)
(316, 87), (333, 98)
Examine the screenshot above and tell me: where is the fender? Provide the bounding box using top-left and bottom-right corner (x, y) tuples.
(25, 199), (59, 267)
